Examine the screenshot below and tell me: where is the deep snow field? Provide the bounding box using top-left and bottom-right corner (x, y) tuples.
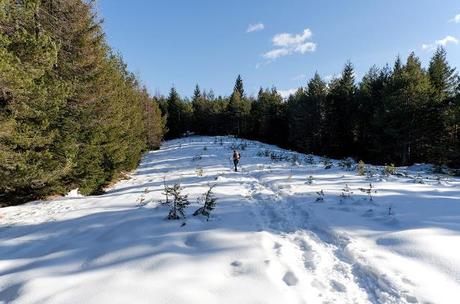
(1, 136), (460, 304)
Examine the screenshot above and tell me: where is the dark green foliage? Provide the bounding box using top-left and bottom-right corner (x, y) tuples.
(288, 72), (326, 153)
(193, 184), (217, 219)
(323, 62), (356, 157)
(234, 74), (245, 98)
(171, 52), (458, 169)
(0, 0), (164, 205)
(163, 183), (190, 220)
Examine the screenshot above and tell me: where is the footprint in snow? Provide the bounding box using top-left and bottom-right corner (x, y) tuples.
(282, 271), (299, 286)
(330, 279), (347, 293)
(230, 260), (242, 267)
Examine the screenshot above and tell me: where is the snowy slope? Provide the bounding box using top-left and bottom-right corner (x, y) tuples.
(1, 136), (459, 304)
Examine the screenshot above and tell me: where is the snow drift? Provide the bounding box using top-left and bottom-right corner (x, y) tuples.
(1, 136), (459, 304)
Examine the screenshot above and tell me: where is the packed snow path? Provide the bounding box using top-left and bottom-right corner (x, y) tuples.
(1, 137), (460, 304)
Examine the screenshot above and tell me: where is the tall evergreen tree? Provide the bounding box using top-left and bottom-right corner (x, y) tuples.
(166, 87), (184, 139)
(234, 75), (245, 98)
(323, 61), (357, 157)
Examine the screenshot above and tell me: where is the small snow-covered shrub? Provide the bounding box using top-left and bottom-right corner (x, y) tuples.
(383, 164), (396, 176)
(290, 154), (300, 166)
(359, 183), (377, 201)
(203, 146), (208, 151)
(162, 183), (190, 220)
(340, 184), (353, 201)
(193, 184), (218, 220)
(305, 155), (315, 165)
(357, 160), (366, 176)
(315, 190), (325, 202)
(196, 167), (204, 177)
(366, 168), (375, 179)
(257, 149), (271, 158)
(306, 175), (314, 185)
(323, 158), (332, 170)
(192, 154), (202, 162)
(339, 158), (355, 171)
(413, 173), (424, 184)
(230, 142), (248, 151)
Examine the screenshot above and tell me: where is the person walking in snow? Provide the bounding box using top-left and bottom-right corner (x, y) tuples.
(232, 150), (241, 172)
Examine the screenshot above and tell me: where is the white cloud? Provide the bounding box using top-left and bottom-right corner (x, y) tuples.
(263, 48), (290, 59)
(278, 88), (298, 99)
(450, 14), (460, 23)
(262, 28), (317, 61)
(247, 23), (265, 33)
(295, 42), (317, 54)
(422, 35), (459, 51)
(437, 35), (459, 46)
(272, 29), (312, 47)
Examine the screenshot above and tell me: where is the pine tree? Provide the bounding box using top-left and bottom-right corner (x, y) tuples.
(166, 87), (184, 139)
(323, 61), (356, 157)
(0, 0), (71, 202)
(429, 47), (458, 101)
(427, 47), (459, 164)
(234, 75), (245, 98)
(0, 0), (164, 204)
(163, 183), (190, 220)
(193, 184), (217, 219)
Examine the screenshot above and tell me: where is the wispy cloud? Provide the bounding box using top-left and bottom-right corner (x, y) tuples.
(422, 35), (459, 51)
(262, 28), (317, 60)
(263, 48), (290, 59)
(278, 88), (298, 99)
(247, 23), (265, 33)
(450, 14), (460, 23)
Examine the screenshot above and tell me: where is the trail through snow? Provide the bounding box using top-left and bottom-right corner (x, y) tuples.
(1, 136), (459, 304)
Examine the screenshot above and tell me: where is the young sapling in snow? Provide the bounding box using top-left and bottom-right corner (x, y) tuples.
(290, 154), (300, 166)
(196, 167), (204, 177)
(306, 175), (314, 185)
(287, 169), (293, 182)
(305, 155), (315, 165)
(388, 204), (393, 216)
(383, 164), (396, 177)
(413, 173), (424, 184)
(162, 183), (190, 220)
(340, 184), (353, 202)
(136, 188), (150, 207)
(359, 183), (377, 201)
(315, 190), (325, 202)
(357, 160), (366, 176)
(193, 184), (218, 220)
(323, 158), (332, 170)
(339, 158), (355, 171)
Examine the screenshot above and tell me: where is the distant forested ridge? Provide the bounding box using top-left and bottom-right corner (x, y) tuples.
(161, 50), (459, 170)
(1, 1), (459, 206)
(0, 0), (165, 205)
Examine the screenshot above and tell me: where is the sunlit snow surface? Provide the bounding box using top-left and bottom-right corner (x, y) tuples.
(1, 136), (459, 304)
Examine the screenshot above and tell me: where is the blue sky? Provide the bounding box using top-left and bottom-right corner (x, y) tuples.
(98, 0), (460, 98)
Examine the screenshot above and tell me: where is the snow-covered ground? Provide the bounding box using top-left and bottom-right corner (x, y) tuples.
(1, 136), (459, 304)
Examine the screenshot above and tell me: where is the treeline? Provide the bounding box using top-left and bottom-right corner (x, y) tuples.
(0, 0), (165, 205)
(161, 50), (459, 169)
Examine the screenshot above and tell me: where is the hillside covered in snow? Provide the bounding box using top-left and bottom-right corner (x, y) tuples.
(1, 136), (459, 304)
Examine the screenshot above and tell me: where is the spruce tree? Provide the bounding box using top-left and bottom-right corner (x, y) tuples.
(234, 75), (245, 98)
(323, 61), (356, 157)
(166, 87), (184, 139)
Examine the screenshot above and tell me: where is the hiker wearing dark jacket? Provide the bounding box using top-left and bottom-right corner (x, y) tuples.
(232, 150), (240, 172)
